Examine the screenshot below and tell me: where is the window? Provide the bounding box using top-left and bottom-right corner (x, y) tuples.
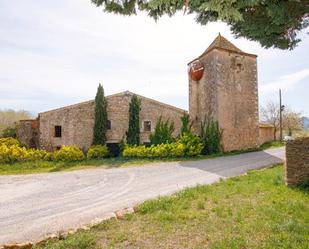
(54, 126), (62, 137)
(144, 121), (151, 132)
(236, 63), (243, 72)
(107, 120), (111, 130)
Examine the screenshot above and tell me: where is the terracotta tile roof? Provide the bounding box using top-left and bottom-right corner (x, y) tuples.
(203, 33), (244, 55)
(188, 33), (256, 64)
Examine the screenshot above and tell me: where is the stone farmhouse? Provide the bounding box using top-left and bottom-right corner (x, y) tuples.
(18, 34), (274, 154)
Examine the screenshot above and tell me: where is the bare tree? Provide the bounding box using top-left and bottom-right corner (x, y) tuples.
(0, 109), (33, 136)
(283, 108), (303, 136)
(260, 102), (280, 140)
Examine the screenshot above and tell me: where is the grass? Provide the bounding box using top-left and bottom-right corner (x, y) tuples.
(259, 140), (284, 150)
(0, 154), (234, 175)
(0, 157), (158, 175)
(0, 141), (284, 175)
(34, 165), (309, 249)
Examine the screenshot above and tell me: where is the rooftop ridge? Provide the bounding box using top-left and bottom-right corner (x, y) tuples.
(188, 34), (257, 64)
(39, 91), (187, 115)
(204, 33), (244, 55)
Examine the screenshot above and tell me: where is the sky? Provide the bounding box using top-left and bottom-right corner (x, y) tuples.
(0, 0), (308, 116)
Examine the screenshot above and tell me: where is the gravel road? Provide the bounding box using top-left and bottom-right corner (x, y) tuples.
(0, 147), (285, 245)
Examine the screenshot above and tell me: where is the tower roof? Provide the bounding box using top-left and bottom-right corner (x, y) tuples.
(204, 33), (244, 54)
(188, 34), (256, 64)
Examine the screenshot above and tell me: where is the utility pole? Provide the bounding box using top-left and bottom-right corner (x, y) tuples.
(279, 89), (284, 141)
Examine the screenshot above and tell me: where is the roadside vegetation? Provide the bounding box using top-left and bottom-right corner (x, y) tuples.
(259, 140), (284, 150)
(35, 165), (309, 249)
(0, 137), (283, 175)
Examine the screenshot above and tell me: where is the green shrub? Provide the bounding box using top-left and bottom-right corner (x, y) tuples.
(118, 138), (126, 155)
(1, 126), (17, 138)
(44, 152), (54, 161)
(87, 145), (109, 159)
(180, 112), (192, 135)
(53, 145), (85, 162)
(150, 116), (175, 145)
(0, 137), (23, 147)
(201, 119), (222, 155)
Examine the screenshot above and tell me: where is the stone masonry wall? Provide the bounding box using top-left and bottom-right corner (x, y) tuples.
(216, 50), (259, 151)
(189, 52), (218, 133)
(39, 100), (95, 151)
(285, 137), (309, 186)
(39, 92), (185, 151)
(139, 95), (185, 143)
(17, 119), (39, 148)
(189, 48), (259, 152)
(259, 126), (275, 145)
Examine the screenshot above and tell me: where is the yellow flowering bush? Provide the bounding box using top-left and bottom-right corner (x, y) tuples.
(0, 137), (23, 147)
(0, 144), (48, 164)
(87, 145), (109, 159)
(123, 133), (203, 158)
(170, 143), (186, 157)
(178, 133), (203, 156)
(0, 138), (86, 164)
(53, 145), (85, 162)
(123, 143), (184, 158)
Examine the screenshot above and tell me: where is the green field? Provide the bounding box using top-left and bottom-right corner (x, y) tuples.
(36, 165), (309, 249)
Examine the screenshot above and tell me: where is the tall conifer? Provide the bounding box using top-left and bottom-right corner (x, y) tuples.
(92, 84), (108, 145)
(126, 94), (140, 145)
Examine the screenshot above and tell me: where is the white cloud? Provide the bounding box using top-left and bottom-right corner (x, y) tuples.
(0, 0), (308, 115)
(259, 68), (309, 94)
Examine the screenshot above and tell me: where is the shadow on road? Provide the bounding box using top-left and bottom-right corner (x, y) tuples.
(178, 150), (285, 177)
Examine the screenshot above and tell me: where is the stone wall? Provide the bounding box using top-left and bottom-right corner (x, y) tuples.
(39, 92), (185, 151)
(39, 100), (95, 151)
(189, 48), (259, 152)
(285, 137), (309, 186)
(189, 52), (218, 133)
(17, 119), (39, 148)
(216, 50), (259, 151)
(259, 125), (275, 145)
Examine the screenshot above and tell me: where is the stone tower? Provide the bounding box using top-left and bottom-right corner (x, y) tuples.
(188, 34), (259, 152)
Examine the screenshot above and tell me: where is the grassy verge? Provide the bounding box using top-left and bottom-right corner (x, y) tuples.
(259, 140), (285, 150)
(0, 141), (284, 175)
(35, 165), (308, 249)
(0, 154), (223, 175)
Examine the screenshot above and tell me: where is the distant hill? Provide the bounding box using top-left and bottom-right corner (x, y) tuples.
(301, 116), (309, 129)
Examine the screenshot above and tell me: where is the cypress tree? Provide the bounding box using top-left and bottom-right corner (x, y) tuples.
(92, 84), (108, 145)
(126, 94), (141, 145)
